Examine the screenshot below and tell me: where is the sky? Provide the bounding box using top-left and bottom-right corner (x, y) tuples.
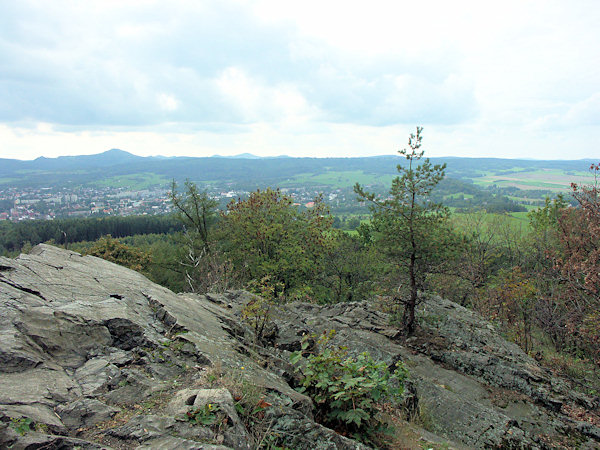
(1, 0), (599, 160)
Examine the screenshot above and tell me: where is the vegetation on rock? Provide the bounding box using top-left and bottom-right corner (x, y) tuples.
(355, 127), (455, 333)
(3, 133), (599, 399)
(290, 330), (407, 444)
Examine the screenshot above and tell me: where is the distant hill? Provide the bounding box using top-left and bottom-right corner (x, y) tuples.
(211, 153), (291, 159)
(0, 149), (595, 191)
(29, 149), (143, 170)
(213, 153), (262, 159)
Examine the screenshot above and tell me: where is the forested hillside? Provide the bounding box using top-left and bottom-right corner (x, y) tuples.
(0, 149), (594, 190)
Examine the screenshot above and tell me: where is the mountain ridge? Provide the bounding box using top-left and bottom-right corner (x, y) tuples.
(1, 149), (596, 191)
(5, 148), (597, 163)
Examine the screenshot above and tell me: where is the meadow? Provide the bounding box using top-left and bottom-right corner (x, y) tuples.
(93, 173), (171, 190)
(282, 170), (397, 188)
(471, 168), (593, 192)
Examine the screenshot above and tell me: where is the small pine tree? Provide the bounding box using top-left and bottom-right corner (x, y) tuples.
(355, 127), (449, 334)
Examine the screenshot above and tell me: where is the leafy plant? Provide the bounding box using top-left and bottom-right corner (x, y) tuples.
(169, 180), (239, 294)
(480, 266), (537, 353)
(84, 235), (152, 272)
(169, 179), (218, 253)
(220, 187), (334, 299)
(290, 330), (407, 442)
(186, 403), (223, 426)
(11, 417), (33, 436)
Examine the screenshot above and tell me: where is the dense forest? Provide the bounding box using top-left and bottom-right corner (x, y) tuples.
(0, 215), (182, 255)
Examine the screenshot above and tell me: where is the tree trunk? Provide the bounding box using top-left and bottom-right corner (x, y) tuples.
(403, 197), (418, 335)
(403, 250), (418, 335)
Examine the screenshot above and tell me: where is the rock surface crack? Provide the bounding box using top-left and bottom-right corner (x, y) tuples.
(0, 277), (48, 301)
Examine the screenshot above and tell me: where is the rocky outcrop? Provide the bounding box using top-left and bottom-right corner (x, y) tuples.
(226, 298), (600, 449)
(0, 244), (598, 449)
(0, 245), (364, 449)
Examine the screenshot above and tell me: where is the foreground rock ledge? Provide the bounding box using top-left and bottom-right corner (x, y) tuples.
(0, 244), (598, 449)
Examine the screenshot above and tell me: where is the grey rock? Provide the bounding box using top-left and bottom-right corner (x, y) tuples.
(106, 413), (237, 447)
(0, 246), (314, 448)
(0, 329), (44, 373)
(107, 414), (177, 441)
(103, 366), (168, 405)
(226, 295), (599, 448)
(263, 406), (370, 450)
(166, 388), (204, 417)
(166, 388), (249, 449)
(1, 244), (598, 449)
(413, 295), (595, 409)
(576, 421), (600, 440)
(0, 417), (110, 450)
(56, 398), (120, 428)
(74, 357), (121, 396)
(136, 436), (231, 449)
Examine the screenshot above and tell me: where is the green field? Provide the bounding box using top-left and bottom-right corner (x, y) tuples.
(283, 170), (396, 188)
(15, 169), (44, 175)
(471, 168), (593, 192)
(341, 210), (533, 239)
(93, 173), (170, 190)
(451, 210), (531, 236)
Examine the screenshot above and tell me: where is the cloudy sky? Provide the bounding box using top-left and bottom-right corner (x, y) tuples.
(1, 0), (599, 160)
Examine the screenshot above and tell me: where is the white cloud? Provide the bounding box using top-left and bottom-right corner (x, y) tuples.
(566, 93), (600, 126)
(215, 66), (319, 124)
(216, 67), (261, 121)
(157, 93), (179, 112)
(0, 0), (599, 159)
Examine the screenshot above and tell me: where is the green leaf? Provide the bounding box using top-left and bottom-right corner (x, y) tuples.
(289, 351), (302, 365)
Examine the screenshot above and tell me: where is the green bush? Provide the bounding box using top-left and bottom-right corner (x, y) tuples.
(290, 330), (407, 443)
(243, 276), (283, 343)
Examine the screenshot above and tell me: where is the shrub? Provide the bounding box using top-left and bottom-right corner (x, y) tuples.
(243, 276), (283, 343)
(290, 330), (407, 443)
(84, 235), (151, 272)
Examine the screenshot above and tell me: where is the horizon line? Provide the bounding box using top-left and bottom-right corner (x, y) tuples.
(2, 148), (597, 163)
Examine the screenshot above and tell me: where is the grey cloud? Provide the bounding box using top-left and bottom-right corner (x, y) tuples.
(0, 0), (478, 129)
